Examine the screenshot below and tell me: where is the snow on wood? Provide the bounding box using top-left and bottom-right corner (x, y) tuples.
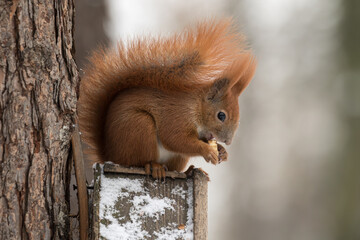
(92, 163), (208, 240)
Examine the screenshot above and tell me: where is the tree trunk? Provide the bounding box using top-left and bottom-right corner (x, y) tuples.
(0, 0), (78, 239)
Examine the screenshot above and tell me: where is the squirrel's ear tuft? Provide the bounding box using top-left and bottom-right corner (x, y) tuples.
(206, 78), (229, 102)
(230, 54), (257, 96)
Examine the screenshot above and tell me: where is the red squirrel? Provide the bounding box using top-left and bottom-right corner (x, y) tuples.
(78, 19), (256, 179)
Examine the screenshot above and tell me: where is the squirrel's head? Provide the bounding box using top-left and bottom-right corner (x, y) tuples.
(199, 56), (256, 145)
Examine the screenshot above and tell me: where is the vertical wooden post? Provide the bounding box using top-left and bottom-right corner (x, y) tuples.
(193, 169), (208, 239)
(92, 164), (102, 240)
(71, 120), (89, 240)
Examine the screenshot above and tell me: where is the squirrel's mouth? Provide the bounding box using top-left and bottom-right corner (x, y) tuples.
(198, 127), (227, 144)
(206, 133), (214, 141)
(205, 132), (231, 145)
(205, 132), (221, 143)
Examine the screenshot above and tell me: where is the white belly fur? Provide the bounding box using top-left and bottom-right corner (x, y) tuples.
(157, 141), (176, 164)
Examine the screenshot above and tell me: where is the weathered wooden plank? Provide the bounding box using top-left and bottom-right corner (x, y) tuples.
(103, 163), (187, 179)
(193, 169), (208, 240)
(92, 164), (102, 240)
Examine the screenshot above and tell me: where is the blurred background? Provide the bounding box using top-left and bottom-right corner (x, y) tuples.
(74, 0), (360, 239)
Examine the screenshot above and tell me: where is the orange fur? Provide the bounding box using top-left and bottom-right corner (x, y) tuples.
(78, 18), (256, 171)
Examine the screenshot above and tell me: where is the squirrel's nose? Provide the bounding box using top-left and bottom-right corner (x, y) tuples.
(225, 139), (232, 145)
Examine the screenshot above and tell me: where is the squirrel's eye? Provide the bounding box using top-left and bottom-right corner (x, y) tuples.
(217, 112), (226, 122)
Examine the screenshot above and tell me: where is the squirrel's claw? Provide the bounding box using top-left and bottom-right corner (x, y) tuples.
(198, 167), (210, 181)
(184, 165), (210, 181)
(145, 162), (167, 182)
(185, 165), (195, 177)
(145, 163), (151, 175)
(217, 143), (228, 163)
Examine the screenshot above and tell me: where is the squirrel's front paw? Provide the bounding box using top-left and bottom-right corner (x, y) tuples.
(217, 143), (228, 163)
(202, 146), (219, 165)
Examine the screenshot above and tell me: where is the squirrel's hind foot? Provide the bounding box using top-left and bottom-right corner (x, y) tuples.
(145, 162), (168, 181)
(184, 165), (210, 181)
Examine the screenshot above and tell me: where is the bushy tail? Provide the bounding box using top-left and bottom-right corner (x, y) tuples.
(78, 18), (252, 163)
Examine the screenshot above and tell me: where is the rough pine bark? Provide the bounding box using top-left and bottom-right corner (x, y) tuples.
(0, 0), (79, 239)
